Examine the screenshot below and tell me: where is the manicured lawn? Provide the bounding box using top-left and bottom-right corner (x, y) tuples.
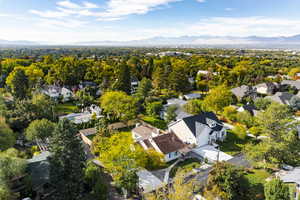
(218, 130), (251, 156)
(55, 102), (79, 115)
(243, 169), (271, 200)
(141, 116), (167, 130)
(170, 158), (202, 178)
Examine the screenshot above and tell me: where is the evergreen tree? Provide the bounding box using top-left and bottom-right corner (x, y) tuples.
(264, 178), (290, 200)
(49, 119), (85, 200)
(113, 62), (131, 94)
(135, 78), (152, 99)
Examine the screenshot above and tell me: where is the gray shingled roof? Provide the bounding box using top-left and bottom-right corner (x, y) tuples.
(265, 92), (294, 105)
(281, 80), (300, 90)
(279, 167), (300, 184)
(231, 85), (255, 99)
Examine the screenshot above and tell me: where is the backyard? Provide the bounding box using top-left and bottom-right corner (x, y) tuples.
(218, 130), (252, 156)
(170, 158), (202, 178)
(141, 116), (167, 130)
(55, 102), (79, 116)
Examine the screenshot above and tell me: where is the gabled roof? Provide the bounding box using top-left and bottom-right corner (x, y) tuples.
(152, 133), (186, 154)
(180, 112), (224, 135)
(132, 125), (158, 140)
(79, 128), (97, 136)
(265, 92), (294, 105)
(231, 85), (255, 98)
(281, 80), (300, 90)
(279, 167), (300, 184)
(255, 82), (277, 89)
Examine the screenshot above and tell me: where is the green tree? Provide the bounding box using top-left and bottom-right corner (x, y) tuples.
(236, 111), (255, 128)
(254, 98), (272, 110)
(203, 85), (233, 114)
(100, 91), (138, 122)
(222, 106), (237, 121)
(0, 117), (15, 151)
(84, 162), (108, 200)
(49, 119), (85, 200)
(75, 89), (95, 108)
(112, 62), (131, 94)
(146, 101), (163, 117)
(25, 119), (56, 141)
(135, 78), (152, 100)
(204, 162), (245, 200)
(264, 178), (289, 200)
(183, 99), (203, 115)
(165, 105), (177, 123)
(6, 67), (29, 99)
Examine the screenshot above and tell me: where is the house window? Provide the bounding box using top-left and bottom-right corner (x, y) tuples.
(206, 118), (217, 128)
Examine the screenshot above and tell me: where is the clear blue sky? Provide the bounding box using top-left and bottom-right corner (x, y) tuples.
(0, 0), (300, 43)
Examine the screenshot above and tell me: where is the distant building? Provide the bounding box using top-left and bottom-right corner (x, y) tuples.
(131, 76), (139, 93)
(182, 93), (201, 101)
(281, 80), (300, 90)
(160, 98), (192, 121)
(277, 167), (300, 200)
(59, 104), (102, 124)
(265, 92), (295, 105)
(255, 82), (278, 95)
(231, 85), (257, 100)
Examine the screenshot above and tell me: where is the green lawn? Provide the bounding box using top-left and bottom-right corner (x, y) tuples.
(218, 130), (251, 156)
(243, 169), (271, 200)
(141, 116), (167, 130)
(170, 158), (202, 178)
(55, 102), (79, 116)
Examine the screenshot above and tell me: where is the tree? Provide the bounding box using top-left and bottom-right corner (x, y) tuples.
(112, 62), (131, 94)
(93, 132), (163, 194)
(288, 67), (300, 79)
(146, 101), (163, 117)
(244, 103), (300, 168)
(84, 162), (108, 200)
(6, 67), (29, 99)
(203, 85), (233, 114)
(0, 117), (15, 151)
(236, 111), (254, 128)
(25, 119), (56, 141)
(0, 151), (27, 200)
(75, 89), (95, 108)
(222, 106), (237, 121)
(100, 91), (138, 122)
(204, 162), (245, 200)
(232, 124), (247, 140)
(167, 172), (196, 200)
(264, 178), (290, 200)
(165, 105), (177, 123)
(135, 78), (152, 100)
(254, 98), (272, 110)
(49, 119), (85, 200)
(183, 99), (203, 115)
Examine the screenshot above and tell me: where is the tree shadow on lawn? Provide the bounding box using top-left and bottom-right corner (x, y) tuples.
(218, 130), (252, 156)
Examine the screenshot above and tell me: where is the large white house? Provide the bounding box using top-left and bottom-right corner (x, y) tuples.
(168, 112), (227, 147)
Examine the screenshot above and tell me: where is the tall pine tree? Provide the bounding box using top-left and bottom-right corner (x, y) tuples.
(113, 62), (131, 94)
(49, 119), (85, 200)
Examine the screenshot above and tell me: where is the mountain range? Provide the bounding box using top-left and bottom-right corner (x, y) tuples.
(1, 34), (300, 48)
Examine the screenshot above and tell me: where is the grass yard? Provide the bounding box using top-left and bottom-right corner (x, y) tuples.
(218, 130), (251, 156)
(141, 116), (167, 130)
(170, 158), (202, 178)
(243, 169), (271, 200)
(55, 102), (79, 116)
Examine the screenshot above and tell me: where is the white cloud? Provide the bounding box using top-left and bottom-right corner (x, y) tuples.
(83, 1), (99, 9)
(196, 0), (205, 2)
(187, 17), (300, 37)
(57, 0), (82, 9)
(29, 0), (183, 21)
(99, 0), (182, 19)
